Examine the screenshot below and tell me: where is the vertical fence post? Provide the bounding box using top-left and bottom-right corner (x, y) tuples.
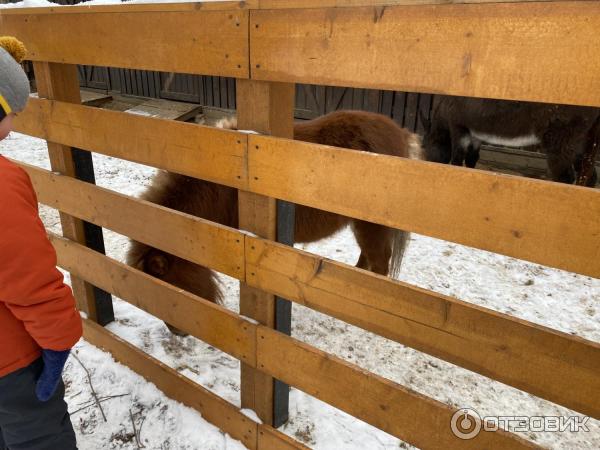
(273, 199), (295, 427)
(33, 62), (114, 325)
(236, 79), (295, 426)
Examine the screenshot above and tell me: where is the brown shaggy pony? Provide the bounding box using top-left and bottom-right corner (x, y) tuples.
(126, 110), (423, 334)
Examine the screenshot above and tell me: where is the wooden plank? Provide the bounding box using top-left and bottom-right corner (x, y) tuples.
(53, 234), (255, 365)
(0, 0), (578, 15)
(14, 98), (247, 189)
(253, 0), (578, 8)
(236, 79), (295, 426)
(250, 2), (600, 107)
(0, 2), (252, 15)
(0, 9), (248, 78)
(32, 61), (99, 320)
(123, 101), (201, 122)
(245, 237), (600, 418)
(17, 162), (245, 280)
(79, 89), (112, 107)
(247, 135), (600, 279)
(256, 326), (539, 449)
(258, 425), (308, 450)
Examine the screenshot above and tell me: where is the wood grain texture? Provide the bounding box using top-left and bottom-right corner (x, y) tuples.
(1, 9), (248, 77)
(256, 326), (539, 449)
(0, 0), (582, 14)
(246, 237), (600, 418)
(17, 162), (245, 279)
(55, 235), (255, 365)
(257, 425), (309, 449)
(237, 79), (296, 425)
(0, 1), (251, 14)
(254, 0), (588, 8)
(250, 1), (600, 106)
(14, 98), (247, 189)
(247, 135), (600, 279)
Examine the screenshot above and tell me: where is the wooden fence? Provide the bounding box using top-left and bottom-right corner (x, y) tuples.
(2, 0), (599, 448)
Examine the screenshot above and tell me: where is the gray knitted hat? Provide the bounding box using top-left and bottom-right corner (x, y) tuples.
(0, 37), (30, 118)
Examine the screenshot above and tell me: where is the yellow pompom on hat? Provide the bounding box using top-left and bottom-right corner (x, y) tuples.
(0, 36), (30, 118)
(0, 37), (27, 64)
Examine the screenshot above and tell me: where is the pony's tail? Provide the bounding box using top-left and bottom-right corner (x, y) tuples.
(388, 132), (423, 279)
(389, 229), (410, 280)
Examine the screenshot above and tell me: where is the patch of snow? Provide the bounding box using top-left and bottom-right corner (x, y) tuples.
(241, 409), (262, 424)
(65, 340), (247, 450)
(0, 0), (56, 8)
(124, 108), (159, 118)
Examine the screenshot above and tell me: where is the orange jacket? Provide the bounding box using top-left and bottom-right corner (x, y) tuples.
(0, 156), (82, 377)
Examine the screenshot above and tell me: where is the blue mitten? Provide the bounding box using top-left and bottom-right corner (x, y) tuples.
(35, 349), (70, 402)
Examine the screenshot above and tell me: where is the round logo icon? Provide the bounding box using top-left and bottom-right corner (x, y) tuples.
(451, 408), (482, 440)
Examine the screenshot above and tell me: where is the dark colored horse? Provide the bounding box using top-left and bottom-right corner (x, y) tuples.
(126, 110), (423, 335)
(421, 96), (600, 186)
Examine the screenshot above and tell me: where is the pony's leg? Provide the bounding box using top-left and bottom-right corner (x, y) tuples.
(351, 220), (394, 275)
(294, 205), (349, 244)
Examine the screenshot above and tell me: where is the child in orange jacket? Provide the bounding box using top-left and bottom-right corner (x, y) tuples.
(0, 37), (82, 450)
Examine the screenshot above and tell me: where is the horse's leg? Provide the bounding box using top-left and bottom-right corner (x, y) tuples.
(543, 123), (578, 184)
(351, 220), (394, 275)
(449, 126), (470, 166)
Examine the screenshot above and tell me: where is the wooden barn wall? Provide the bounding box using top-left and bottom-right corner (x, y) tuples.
(74, 66), (433, 133)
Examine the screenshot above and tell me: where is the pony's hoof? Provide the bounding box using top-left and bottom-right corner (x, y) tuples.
(165, 322), (188, 337)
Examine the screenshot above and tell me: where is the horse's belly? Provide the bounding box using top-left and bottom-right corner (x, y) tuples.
(470, 131), (540, 148)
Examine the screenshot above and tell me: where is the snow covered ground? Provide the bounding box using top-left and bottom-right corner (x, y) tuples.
(1, 130), (599, 449)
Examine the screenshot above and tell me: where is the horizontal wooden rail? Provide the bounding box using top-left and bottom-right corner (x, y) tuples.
(82, 319), (305, 450)
(0, 1), (249, 14)
(250, 1), (600, 106)
(256, 327), (538, 449)
(245, 237), (600, 419)
(14, 98), (246, 189)
(0, 8), (248, 77)
(0, 0), (577, 15)
(247, 135), (600, 279)
(2, 1), (598, 105)
(17, 162), (245, 279)
(66, 240), (532, 448)
(23, 163), (600, 417)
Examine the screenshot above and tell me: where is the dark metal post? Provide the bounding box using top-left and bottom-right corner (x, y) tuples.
(273, 199), (295, 427)
(71, 148), (115, 326)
